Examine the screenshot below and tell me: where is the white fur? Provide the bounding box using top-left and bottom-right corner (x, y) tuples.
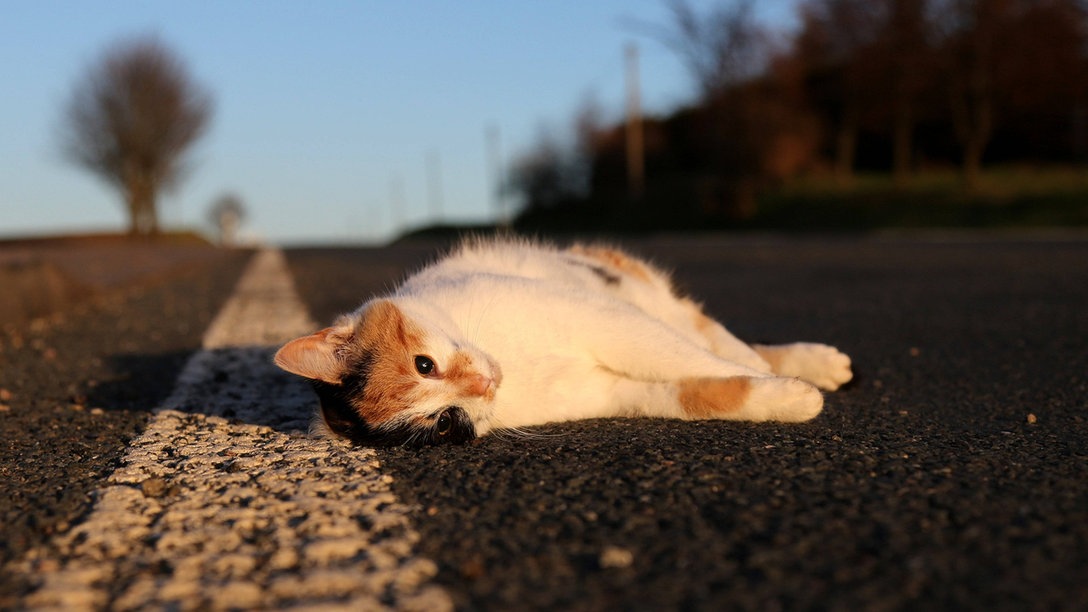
(373, 238), (849, 435)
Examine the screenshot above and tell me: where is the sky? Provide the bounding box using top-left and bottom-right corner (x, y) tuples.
(1, 1), (799, 245)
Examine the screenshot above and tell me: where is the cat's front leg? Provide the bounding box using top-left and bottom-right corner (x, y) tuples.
(612, 375), (823, 422)
(687, 307), (772, 372)
(752, 343), (853, 391)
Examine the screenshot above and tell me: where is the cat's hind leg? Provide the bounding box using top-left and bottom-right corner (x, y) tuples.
(611, 374), (823, 423)
(568, 244), (772, 372)
(752, 343), (853, 391)
(565, 244), (849, 395)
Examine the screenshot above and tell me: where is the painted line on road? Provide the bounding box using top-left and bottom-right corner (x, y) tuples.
(10, 249), (452, 610)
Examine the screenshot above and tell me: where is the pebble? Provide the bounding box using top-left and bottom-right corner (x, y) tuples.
(599, 546), (635, 569)
(140, 477), (169, 498)
(459, 558), (485, 579)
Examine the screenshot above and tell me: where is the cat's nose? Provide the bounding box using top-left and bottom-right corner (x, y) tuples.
(465, 374), (495, 398)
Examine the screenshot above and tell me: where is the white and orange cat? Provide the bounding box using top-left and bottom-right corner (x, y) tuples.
(275, 238), (852, 447)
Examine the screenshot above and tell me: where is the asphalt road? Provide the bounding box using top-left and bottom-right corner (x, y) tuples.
(0, 246), (251, 605)
(2, 233), (1086, 610)
(286, 234), (1088, 611)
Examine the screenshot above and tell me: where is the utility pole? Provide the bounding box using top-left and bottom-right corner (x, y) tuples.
(625, 43), (645, 201)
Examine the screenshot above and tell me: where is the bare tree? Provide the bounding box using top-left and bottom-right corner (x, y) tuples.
(933, 0), (1008, 189)
(510, 124), (588, 212)
(632, 0), (777, 217)
(797, 0), (887, 185)
(61, 36), (212, 236)
(651, 0), (766, 98)
(871, 0), (935, 187)
(946, 0), (1088, 187)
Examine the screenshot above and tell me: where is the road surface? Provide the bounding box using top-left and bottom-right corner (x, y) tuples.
(2, 233), (1086, 610)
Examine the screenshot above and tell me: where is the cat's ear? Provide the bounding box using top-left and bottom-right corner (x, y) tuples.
(274, 327), (347, 384)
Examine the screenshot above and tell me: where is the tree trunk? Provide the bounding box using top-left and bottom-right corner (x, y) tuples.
(144, 192), (160, 236)
(834, 106), (857, 187)
(962, 136), (985, 191)
(892, 102), (913, 189)
(125, 190), (141, 236)
(950, 36), (993, 193)
(126, 176), (159, 236)
(732, 176), (758, 220)
(959, 95), (991, 192)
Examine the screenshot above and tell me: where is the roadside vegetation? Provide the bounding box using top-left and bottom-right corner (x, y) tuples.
(755, 166), (1088, 231)
(509, 0), (1088, 234)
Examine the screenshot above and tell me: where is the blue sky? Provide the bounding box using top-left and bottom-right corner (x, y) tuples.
(1, 1), (799, 244)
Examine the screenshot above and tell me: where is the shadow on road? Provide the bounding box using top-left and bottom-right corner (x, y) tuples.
(87, 347), (316, 434)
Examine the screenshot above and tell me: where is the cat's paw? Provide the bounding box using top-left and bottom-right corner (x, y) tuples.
(752, 376), (824, 422)
(796, 343), (853, 391)
(757, 343), (853, 391)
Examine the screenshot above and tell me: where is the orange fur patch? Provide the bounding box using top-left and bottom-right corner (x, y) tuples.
(445, 352), (478, 392)
(569, 245), (653, 283)
(444, 351), (472, 377)
(677, 376), (752, 418)
(349, 301), (427, 425)
(445, 351), (498, 399)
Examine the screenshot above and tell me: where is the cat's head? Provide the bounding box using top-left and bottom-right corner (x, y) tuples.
(274, 299), (501, 447)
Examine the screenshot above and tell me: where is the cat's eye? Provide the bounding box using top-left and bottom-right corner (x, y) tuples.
(436, 411), (453, 436)
(414, 355), (436, 376)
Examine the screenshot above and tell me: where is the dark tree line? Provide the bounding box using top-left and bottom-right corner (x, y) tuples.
(514, 0), (1088, 225)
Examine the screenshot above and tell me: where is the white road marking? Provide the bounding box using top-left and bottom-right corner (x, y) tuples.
(10, 249), (452, 611)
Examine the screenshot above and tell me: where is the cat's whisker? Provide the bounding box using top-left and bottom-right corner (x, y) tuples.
(498, 426), (564, 441)
(484, 414), (565, 441)
(487, 427), (527, 443)
(400, 425), (428, 449)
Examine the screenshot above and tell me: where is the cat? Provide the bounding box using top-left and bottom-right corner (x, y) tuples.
(274, 238), (853, 447)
